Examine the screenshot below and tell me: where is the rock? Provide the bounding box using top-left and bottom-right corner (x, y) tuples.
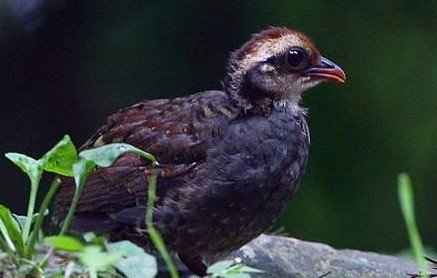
(0, 233), (420, 277)
(224, 234), (418, 278)
(160, 234), (419, 277)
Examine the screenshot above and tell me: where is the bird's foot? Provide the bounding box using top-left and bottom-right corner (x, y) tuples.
(178, 252), (207, 277)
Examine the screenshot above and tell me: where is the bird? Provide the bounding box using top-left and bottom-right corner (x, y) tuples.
(53, 27), (346, 277)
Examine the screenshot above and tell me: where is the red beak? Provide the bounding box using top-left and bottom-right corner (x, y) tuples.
(304, 56), (346, 84)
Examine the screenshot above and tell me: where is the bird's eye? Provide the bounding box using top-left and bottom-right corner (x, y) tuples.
(286, 48), (307, 69)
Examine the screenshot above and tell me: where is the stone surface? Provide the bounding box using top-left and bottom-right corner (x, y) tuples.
(0, 233), (421, 277)
(223, 234), (418, 278)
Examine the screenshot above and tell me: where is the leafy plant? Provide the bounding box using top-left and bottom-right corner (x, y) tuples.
(0, 136), (77, 276)
(1, 135), (163, 277)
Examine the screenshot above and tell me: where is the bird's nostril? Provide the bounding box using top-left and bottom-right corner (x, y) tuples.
(305, 56), (346, 83)
(323, 62), (334, 68)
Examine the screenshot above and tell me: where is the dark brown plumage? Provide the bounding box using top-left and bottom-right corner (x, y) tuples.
(53, 27), (346, 277)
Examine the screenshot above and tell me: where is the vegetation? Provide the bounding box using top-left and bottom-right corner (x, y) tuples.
(398, 174), (435, 278)
(0, 135), (261, 277)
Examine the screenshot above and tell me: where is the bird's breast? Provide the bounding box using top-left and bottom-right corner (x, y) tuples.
(199, 105), (309, 246)
(159, 105), (310, 255)
(209, 104), (309, 192)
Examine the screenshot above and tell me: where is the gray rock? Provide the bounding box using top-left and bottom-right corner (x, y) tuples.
(225, 234), (418, 278)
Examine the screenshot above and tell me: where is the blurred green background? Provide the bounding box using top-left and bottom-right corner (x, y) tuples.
(0, 0), (435, 254)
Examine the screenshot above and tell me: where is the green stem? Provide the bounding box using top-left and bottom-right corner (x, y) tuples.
(20, 257), (43, 277)
(0, 219), (16, 253)
(145, 172), (179, 278)
(149, 227), (180, 278)
(59, 181), (85, 235)
(398, 173), (427, 278)
(25, 179), (61, 258)
(145, 173), (157, 226)
(22, 173), (42, 244)
(133, 148), (158, 165)
(37, 247), (53, 269)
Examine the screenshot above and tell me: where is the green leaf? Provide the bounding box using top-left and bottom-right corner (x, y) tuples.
(44, 235), (85, 252)
(397, 173), (427, 277)
(80, 246), (120, 271)
(72, 159), (95, 189)
(0, 234), (8, 251)
(13, 214), (32, 232)
(0, 205), (24, 254)
(5, 153), (41, 181)
(108, 241), (157, 278)
(79, 143), (157, 167)
(208, 260), (235, 274)
(83, 232), (108, 248)
(83, 232), (97, 242)
(41, 135), (78, 177)
(232, 265), (264, 274)
(209, 261), (264, 278)
(224, 273), (252, 278)
(0, 219), (15, 252)
(5, 152), (43, 244)
(13, 211), (48, 231)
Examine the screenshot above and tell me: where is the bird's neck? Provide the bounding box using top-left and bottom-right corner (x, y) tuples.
(226, 81), (303, 116)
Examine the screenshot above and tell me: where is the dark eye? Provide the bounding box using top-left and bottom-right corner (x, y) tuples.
(286, 48), (307, 69)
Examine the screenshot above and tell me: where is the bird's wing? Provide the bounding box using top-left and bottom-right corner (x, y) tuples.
(80, 90), (240, 163)
(53, 90), (240, 232)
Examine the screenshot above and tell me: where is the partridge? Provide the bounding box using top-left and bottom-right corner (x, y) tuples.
(54, 27), (346, 277)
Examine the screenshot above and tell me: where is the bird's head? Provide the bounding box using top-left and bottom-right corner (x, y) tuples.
(225, 27), (346, 110)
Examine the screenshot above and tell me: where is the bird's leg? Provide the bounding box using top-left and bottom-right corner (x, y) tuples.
(178, 252), (207, 277)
